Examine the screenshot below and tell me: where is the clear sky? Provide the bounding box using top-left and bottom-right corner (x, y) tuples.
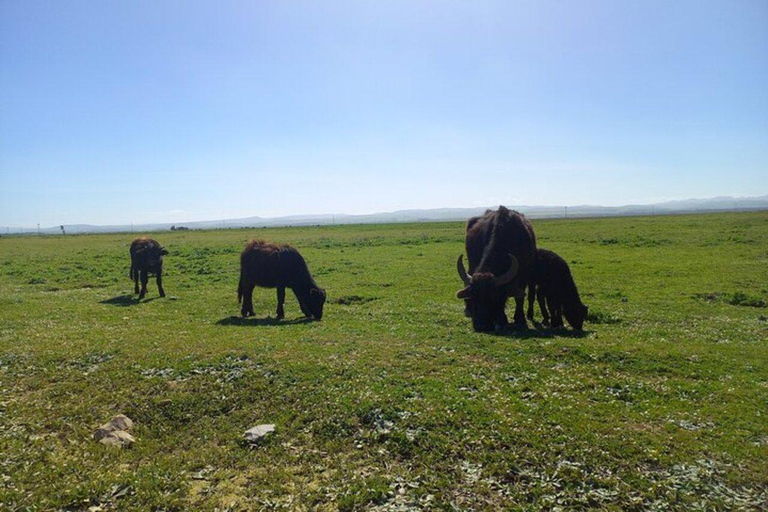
(1, 0), (767, 227)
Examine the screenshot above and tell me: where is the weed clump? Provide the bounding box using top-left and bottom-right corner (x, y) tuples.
(333, 295), (376, 305)
(694, 292), (766, 308)
(587, 311), (622, 324)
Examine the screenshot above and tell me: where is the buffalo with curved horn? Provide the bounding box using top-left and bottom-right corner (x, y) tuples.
(456, 207), (536, 332)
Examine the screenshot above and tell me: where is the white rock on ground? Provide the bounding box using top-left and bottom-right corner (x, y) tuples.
(244, 424), (275, 443)
(98, 430), (136, 447)
(93, 414), (134, 445)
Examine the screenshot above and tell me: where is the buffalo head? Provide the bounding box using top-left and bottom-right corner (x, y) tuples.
(140, 245), (168, 273)
(565, 303), (588, 331)
(308, 287), (326, 320)
(456, 254), (519, 332)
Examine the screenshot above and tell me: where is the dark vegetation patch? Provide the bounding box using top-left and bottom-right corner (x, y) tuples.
(702, 235), (758, 246)
(694, 292), (767, 308)
(333, 295), (377, 306)
(587, 311), (623, 324)
(591, 235), (671, 247)
(308, 234), (462, 249)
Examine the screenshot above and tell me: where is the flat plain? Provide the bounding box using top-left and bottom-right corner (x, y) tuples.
(1, 212), (767, 510)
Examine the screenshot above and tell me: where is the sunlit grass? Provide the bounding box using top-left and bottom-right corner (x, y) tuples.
(1, 212), (767, 509)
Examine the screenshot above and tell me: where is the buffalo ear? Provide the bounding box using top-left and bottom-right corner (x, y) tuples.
(310, 288), (319, 295)
(456, 287), (472, 299)
(160, 248), (169, 256)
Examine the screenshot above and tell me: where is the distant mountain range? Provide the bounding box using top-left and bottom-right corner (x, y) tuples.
(3, 195), (767, 235)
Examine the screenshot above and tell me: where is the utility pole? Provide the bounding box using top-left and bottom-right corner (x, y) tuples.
(564, 206), (568, 219)
(37, 223), (40, 235)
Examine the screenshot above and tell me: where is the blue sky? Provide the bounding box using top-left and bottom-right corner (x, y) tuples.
(1, 0), (766, 227)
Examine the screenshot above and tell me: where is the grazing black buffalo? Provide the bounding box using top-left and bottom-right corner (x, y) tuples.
(129, 237), (168, 299)
(456, 206), (537, 332)
(238, 240), (326, 320)
(527, 248), (588, 330)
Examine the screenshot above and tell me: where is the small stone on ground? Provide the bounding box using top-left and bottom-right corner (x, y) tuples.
(244, 424), (275, 443)
(99, 430), (135, 447)
(93, 414), (135, 446)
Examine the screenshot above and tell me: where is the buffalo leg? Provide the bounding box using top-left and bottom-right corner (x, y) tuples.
(527, 282), (536, 321)
(494, 309), (509, 332)
(139, 269), (149, 300)
(132, 266), (140, 295)
(537, 288), (550, 326)
(548, 296), (564, 328)
(512, 295), (528, 329)
(156, 268), (166, 297)
(241, 282), (255, 317)
(276, 287), (285, 320)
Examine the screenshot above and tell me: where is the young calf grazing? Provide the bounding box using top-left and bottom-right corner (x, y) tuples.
(238, 240), (326, 320)
(527, 248), (588, 330)
(129, 237), (168, 299)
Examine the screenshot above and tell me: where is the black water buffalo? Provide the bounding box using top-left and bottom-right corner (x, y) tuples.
(456, 206), (537, 332)
(238, 240), (326, 320)
(527, 248), (588, 330)
(129, 237), (168, 299)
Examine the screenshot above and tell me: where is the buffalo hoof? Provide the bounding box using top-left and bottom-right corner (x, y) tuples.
(159, 292), (166, 298)
(511, 321), (528, 331)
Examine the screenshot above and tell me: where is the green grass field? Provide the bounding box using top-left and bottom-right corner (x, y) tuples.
(1, 212), (767, 510)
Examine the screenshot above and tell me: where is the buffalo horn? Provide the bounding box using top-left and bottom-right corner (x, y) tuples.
(494, 254), (519, 286)
(456, 255), (471, 285)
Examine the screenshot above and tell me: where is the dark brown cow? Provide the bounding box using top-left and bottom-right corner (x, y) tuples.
(238, 240), (326, 320)
(129, 237), (168, 299)
(527, 248), (588, 330)
(456, 206), (537, 332)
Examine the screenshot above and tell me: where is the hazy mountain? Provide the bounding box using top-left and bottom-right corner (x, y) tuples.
(3, 195), (767, 235)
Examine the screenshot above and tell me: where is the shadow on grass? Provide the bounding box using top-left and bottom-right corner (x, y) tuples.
(100, 295), (157, 306)
(216, 315), (315, 327)
(493, 322), (591, 339)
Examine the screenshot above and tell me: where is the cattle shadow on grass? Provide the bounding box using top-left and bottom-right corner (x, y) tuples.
(494, 323), (591, 339)
(100, 295), (156, 306)
(216, 316), (315, 327)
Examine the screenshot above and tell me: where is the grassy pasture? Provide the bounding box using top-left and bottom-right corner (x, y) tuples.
(1, 211), (767, 510)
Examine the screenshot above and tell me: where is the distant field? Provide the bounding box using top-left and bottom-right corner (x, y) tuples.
(1, 212), (767, 510)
